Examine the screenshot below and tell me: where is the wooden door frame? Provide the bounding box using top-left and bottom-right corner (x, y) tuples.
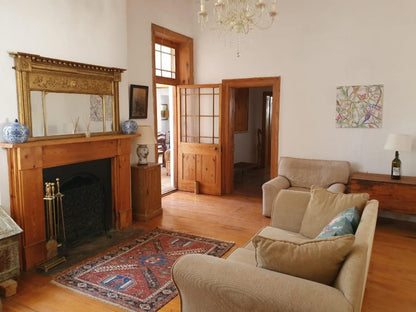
(222, 77), (281, 194)
(151, 24), (194, 188)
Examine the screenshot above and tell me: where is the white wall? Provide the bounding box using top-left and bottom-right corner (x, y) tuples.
(194, 0), (416, 177)
(126, 0), (194, 163)
(0, 0), (128, 213)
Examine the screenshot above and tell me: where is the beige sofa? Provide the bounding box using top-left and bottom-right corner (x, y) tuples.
(173, 190), (378, 312)
(262, 157), (350, 216)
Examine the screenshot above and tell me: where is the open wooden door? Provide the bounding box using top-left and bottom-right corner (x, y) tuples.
(176, 84), (221, 195)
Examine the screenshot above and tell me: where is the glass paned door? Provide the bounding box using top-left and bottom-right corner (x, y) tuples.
(177, 84), (222, 195)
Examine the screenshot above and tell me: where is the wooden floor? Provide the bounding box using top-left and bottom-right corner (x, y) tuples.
(2, 191), (416, 312)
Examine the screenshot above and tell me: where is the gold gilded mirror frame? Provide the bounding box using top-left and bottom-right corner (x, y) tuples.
(9, 52), (125, 140)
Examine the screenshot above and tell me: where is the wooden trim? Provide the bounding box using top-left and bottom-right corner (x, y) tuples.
(262, 91), (273, 168)
(151, 24), (194, 189)
(222, 77), (281, 194)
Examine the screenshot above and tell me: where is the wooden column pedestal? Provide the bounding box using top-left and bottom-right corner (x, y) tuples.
(1, 134), (138, 270)
(131, 163), (162, 221)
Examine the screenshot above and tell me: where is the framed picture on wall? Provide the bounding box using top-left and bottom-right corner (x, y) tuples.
(129, 84), (148, 119)
(161, 104), (169, 120)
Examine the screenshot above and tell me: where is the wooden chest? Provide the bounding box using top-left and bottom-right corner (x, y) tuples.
(0, 207), (23, 282)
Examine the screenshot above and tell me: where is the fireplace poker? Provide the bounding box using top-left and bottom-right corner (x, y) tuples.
(55, 178), (66, 243)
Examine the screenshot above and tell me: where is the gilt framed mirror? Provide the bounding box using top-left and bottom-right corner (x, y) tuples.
(10, 52), (125, 140)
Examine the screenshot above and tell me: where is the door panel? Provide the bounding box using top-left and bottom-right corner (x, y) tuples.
(177, 84), (221, 195)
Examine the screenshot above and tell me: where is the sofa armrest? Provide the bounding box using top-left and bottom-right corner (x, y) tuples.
(173, 254), (353, 312)
(262, 176), (290, 217)
(270, 189), (311, 232)
(327, 183), (346, 193)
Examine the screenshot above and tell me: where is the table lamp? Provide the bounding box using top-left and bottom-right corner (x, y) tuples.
(136, 126), (157, 165)
(384, 134), (413, 180)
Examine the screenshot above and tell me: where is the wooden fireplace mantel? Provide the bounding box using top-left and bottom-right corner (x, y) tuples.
(1, 134), (138, 270)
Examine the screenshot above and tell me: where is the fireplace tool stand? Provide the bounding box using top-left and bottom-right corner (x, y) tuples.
(38, 178), (66, 272)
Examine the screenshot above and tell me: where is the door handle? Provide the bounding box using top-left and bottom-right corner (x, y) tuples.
(213, 147), (218, 151)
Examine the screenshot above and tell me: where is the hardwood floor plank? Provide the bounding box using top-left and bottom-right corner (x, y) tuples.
(3, 191), (416, 312)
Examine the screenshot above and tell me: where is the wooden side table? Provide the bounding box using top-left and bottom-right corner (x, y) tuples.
(131, 163), (162, 221)
(349, 172), (416, 215)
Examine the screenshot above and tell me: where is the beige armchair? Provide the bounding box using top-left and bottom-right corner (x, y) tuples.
(172, 189), (378, 312)
(262, 157), (350, 216)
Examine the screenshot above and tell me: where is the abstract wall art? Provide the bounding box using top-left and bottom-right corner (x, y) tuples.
(336, 84), (383, 128)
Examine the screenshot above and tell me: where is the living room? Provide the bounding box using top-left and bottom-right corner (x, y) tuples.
(0, 0), (415, 311)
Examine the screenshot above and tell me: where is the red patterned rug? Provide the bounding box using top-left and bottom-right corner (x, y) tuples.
(52, 228), (234, 311)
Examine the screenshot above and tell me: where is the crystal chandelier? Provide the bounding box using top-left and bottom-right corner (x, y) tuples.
(198, 0), (278, 35)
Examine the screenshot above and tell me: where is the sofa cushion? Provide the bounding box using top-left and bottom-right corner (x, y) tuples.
(227, 248), (257, 266)
(299, 187), (369, 238)
(278, 157), (350, 188)
(252, 234), (355, 285)
(244, 226), (310, 250)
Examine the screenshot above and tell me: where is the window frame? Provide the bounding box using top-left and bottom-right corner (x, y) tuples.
(154, 38), (179, 85)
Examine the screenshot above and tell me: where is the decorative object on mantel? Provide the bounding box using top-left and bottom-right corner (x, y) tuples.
(136, 126), (157, 165)
(0, 206), (23, 282)
(2, 119), (29, 143)
(384, 134), (413, 180)
(53, 228), (234, 312)
(197, 0), (278, 57)
(336, 85), (383, 128)
(9, 52), (125, 140)
(121, 119), (138, 134)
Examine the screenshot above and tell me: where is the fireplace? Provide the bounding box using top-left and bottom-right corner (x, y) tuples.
(43, 159), (112, 246)
(0, 135), (136, 270)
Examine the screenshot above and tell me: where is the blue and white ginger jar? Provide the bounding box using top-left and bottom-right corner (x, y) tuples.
(2, 119), (30, 143)
(121, 119), (138, 134)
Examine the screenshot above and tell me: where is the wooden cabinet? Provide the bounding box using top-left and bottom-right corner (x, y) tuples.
(349, 172), (416, 215)
(131, 163), (162, 221)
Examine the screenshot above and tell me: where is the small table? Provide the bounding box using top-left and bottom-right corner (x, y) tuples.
(349, 172), (416, 215)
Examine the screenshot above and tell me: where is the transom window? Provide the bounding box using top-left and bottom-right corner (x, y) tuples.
(155, 43), (176, 80)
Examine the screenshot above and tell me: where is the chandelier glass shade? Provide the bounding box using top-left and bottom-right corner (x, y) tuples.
(198, 0), (278, 35)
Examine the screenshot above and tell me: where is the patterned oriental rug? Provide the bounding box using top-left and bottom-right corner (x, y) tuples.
(53, 228), (234, 312)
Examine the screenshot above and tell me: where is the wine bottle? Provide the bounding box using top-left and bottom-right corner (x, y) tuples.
(391, 151), (401, 180)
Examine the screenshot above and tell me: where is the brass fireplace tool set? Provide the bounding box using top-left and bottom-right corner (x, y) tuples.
(38, 178), (66, 272)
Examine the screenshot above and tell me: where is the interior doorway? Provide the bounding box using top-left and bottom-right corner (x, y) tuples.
(222, 77), (281, 195)
(156, 84), (175, 194)
(233, 87), (273, 196)
(151, 24), (194, 195)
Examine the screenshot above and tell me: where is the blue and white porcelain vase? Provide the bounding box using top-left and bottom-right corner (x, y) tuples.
(2, 119), (30, 143)
(121, 119), (138, 134)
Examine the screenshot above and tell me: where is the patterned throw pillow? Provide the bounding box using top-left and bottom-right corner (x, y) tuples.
(342, 207), (361, 232)
(316, 207), (361, 239)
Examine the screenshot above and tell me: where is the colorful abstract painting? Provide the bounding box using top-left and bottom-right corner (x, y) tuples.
(336, 85), (383, 128)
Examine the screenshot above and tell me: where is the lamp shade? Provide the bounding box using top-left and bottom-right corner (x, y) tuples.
(384, 134), (413, 152)
(137, 126), (156, 145)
